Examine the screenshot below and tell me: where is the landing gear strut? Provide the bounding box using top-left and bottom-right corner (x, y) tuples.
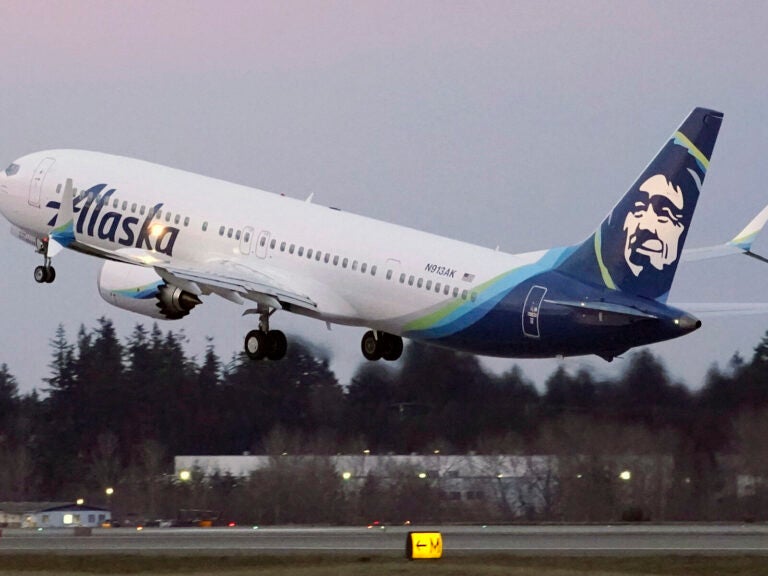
(361, 330), (403, 361)
(243, 308), (287, 361)
(34, 239), (56, 284)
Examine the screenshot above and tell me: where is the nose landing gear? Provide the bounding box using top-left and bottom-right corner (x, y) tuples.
(34, 239), (56, 284)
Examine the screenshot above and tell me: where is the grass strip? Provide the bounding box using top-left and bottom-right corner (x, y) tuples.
(0, 554), (766, 576)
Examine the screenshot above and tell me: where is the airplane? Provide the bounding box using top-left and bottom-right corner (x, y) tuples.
(1, 107), (766, 363)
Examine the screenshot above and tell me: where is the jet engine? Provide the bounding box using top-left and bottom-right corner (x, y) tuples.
(98, 261), (201, 320)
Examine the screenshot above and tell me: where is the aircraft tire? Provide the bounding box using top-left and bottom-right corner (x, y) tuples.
(45, 267), (56, 283)
(266, 330), (287, 361)
(361, 330), (382, 361)
(381, 333), (403, 361)
(244, 330), (268, 360)
(34, 266), (47, 284)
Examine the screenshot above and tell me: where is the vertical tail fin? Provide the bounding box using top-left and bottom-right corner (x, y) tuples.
(557, 107), (723, 301)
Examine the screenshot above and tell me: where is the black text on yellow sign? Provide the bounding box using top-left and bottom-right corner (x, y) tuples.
(406, 531), (443, 559)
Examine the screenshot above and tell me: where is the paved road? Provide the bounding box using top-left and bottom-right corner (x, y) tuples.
(0, 525), (766, 556)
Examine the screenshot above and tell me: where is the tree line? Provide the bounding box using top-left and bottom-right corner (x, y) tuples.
(0, 317), (766, 523)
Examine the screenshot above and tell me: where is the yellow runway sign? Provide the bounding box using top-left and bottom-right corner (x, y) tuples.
(405, 531), (443, 559)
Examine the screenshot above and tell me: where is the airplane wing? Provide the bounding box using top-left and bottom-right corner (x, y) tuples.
(682, 204), (768, 263)
(156, 260), (318, 311)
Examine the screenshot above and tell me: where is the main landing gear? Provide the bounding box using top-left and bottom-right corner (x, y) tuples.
(243, 308), (287, 361)
(34, 239), (56, 284)
(361, 330), (403, 361)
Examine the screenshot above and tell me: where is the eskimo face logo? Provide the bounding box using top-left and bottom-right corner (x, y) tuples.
(46, 183), (180, 256)
(622, 174), (685, 277)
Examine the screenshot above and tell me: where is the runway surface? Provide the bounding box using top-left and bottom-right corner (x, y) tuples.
(0, 525), (766, 556)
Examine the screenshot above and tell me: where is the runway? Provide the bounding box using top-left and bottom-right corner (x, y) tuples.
(1, 525), (767, 556)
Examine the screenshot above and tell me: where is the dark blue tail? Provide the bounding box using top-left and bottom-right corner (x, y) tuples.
(557, 107), (723, 301)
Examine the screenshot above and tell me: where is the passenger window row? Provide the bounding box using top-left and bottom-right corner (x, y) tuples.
(150, 211), (480, 304)
(56, 184), (192, 228)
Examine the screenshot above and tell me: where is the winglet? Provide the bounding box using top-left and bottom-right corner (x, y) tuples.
(727, 204), (768, 251)
(47, 179), (76, 258)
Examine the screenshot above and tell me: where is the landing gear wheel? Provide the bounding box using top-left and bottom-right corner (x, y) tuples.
(266, 330), (287, 361)
(34, 265), (55, 284)
(34, 266), (47, 284)
(244, 330), (268, 360)
(380, 334), (403, 361)
(361, 330), (382, 361)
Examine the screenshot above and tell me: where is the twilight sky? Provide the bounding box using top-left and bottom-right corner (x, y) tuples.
(1, 0), (767, 393)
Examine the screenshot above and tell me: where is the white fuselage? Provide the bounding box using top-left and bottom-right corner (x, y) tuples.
(0, 149), (546, 336)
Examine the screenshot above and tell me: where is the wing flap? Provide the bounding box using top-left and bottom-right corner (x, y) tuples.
(160, 262), (317, 311)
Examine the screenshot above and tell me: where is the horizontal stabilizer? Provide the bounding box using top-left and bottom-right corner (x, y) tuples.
(670, 302), (768, 317)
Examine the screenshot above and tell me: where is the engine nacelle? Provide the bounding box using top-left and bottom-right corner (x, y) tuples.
(98, 261), (201, 320)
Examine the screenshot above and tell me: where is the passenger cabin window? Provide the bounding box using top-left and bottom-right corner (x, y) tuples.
(386, 270), (393, 280)
(371, 265), (377, 276)
(140, 206), (146, 216)
(174, 214), (180, 225)
(417, 278), (423, 288)
(426, 280), (432, 290)
(400, 273), (406, 283)
(122, 201), (128, 211)
(462, 290), (468, 300)
(131, 203), (137, 213)
(259, 235), (266, 246)
(408, 275), (414, 286)
(315, 251), (322, 261)
(280, 242), (286, 251)
(270, 239), (276, 249)
(361, 263), (367, 273)
(184, 216), (189, 226)
(435, 282), (441, 293)
(235, 230), (241, 240)
(227, 228), (233, 239)
(324, 253), (330, 263)
(333, 255), (339, 266)
(352, 260), (358, 271)
(113, 199), (119, 209)
(218, 226), (225, 236)
(298, 247), (304, 257)
(453, 287), (459, 297)
(342, 258), (348, 268)
(307, 249), (313, 259)
(289, 244), (295, 254)
(444, 284), (450, 295)
(202, 221), (208, 232)
(165, 212), (172, 222)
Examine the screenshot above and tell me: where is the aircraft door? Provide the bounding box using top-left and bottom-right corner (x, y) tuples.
(255, 230), (271, 259)
(522, 285), (547, 339)
(28, 157), (56, 207)
(239, 226), (254, 255)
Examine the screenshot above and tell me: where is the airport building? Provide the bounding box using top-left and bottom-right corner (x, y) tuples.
(24, 503), (111, 529)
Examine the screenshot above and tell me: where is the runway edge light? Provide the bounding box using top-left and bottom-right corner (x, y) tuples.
(405, 531), (442, 560)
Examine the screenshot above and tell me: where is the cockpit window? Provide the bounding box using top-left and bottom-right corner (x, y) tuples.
(4, 163), (19, 176)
